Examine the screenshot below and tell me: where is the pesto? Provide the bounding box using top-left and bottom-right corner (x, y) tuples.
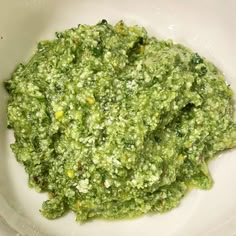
(5, 20), (236, 221)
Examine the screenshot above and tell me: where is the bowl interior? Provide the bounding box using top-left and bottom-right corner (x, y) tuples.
(0, 1), (236, 236)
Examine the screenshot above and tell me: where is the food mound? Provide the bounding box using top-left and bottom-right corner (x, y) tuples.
(5, 20), (236, 221)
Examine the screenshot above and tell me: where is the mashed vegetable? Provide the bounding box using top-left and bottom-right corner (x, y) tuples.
(5, 20), (236, 221)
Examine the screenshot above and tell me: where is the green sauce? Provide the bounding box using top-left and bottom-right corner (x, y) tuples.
(5, 20), (236, 221)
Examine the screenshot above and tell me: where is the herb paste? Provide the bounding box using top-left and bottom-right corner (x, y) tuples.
(5, 20), (236, 221)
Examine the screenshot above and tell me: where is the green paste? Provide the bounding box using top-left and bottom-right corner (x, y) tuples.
(5, 20), (236, 221)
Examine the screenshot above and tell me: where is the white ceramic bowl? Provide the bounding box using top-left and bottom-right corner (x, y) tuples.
(1, 0), (236, 235)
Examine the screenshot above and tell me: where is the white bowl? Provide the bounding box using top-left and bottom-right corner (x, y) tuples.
(0, 0), (236, 235)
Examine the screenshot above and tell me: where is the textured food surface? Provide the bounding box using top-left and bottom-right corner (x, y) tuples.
(5, 20), (236, 221)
